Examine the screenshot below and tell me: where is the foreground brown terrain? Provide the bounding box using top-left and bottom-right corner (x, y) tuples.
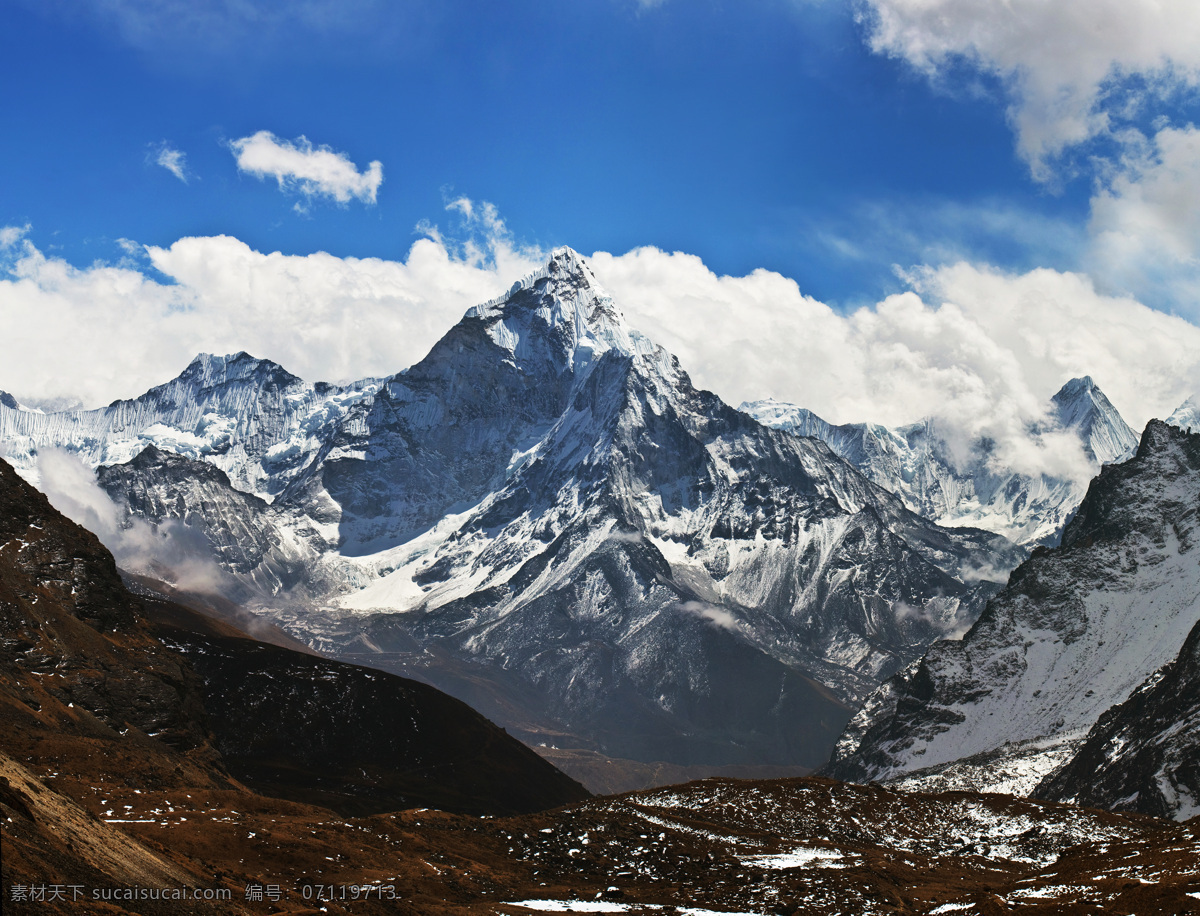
(5, 755), (1200, 915)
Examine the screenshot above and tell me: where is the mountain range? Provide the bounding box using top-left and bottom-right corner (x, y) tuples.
(742, 374), (1140, 547)
(1, 248), (1025, 772)
(2, 246), (1196, 791)
(3, 361), (1198, 914)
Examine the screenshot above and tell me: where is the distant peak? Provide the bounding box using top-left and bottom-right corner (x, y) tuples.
(1050, 376), (1138, 464)
(1166, 395), (1198, 430)
(1052, 376), (1097, 402)
(179, 352), (300, 387)
(464, 247), (654, 371)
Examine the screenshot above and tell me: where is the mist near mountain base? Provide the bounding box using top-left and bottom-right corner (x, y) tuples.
(36, 448), (232, 597)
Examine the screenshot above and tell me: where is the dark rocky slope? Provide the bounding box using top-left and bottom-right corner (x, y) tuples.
(0, 455), (587, 821)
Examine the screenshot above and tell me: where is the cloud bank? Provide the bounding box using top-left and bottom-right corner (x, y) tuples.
(591, 246), (1200, 478)
(3, 209), (1198, 484)
(1086, 125), (1200, 311)
(230, 131), (383, 205)
(845, 1), (1200, 331)
(36, 449), (230, 595)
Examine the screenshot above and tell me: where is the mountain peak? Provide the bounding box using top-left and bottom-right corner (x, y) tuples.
(465, 247), (647, 371)
(1167, 395), (1199, 431)
(1051, 376), (1138, 465)
(179, 352), (300, 389)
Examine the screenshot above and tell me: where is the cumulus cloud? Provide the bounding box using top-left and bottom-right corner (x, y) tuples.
(1086, 125), (1200, 313)
(859, 0), (1200, 176)
(0, 225), (29, 249)
(230, 131), (383, 205)
(150, 142), (189, 182)
(4, 204), (1199, 487)
(0, 206), (539, 409)
(36, 449), (231, 595)
(590, 247), (1200, 479)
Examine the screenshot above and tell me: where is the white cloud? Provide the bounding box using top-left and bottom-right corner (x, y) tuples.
(590, 247), (1200, 479)
(0, 224), (29, 249)
(36, 449), (230, 595)
(0, 207), (540, 408)
(151, 142), (189, 183)
(1086, 125), (1200, 314)
(677, 600), (745, 633)
(229, 131), (383, 205)
(4, 205), (1199, 486)
(859, 0), (1200, 176)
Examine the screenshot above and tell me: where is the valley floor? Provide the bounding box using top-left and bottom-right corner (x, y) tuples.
(4, 748), (1198, 916)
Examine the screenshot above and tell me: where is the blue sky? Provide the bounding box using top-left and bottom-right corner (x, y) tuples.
(3, 0), (1200, 459)
(3, 0), (1086, 302)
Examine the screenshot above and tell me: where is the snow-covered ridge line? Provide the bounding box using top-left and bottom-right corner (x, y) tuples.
(742, 376), (1148, 546)
(467, 246), (596, 317)
(0, 350), (386, 498)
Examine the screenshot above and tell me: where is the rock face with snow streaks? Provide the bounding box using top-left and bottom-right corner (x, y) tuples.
(743, 375), (1140, 547)
(1036, 616), (1200, 820)
(0, 351), (382, 498)
(826, 420), (1200, 788)
(272, 249), (1017, 765)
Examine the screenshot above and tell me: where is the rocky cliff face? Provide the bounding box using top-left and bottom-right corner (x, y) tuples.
(743, 376), (1140, 547)
(825, 420), (1200, 789)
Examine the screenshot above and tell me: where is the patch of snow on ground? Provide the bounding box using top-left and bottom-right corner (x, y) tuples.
(740, 848), (844, 869)
(508, 902), (660, 913)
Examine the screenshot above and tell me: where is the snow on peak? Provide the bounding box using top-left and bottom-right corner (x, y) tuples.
(1050, 376), (1138, 465)
(1167, 395), (1199, 431)
(0, 391), (42, 414)
(178, 351), (300, 391)
(466, 246), (651, 371)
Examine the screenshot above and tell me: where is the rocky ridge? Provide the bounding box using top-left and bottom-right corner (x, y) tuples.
(1037, 615), (1200, 820)
(825, 420), (1200, 809)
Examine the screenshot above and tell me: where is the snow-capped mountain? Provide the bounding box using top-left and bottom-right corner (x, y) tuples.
(742, 376), (1139, 547)
(0, 352), (382, 498)
(1037, 616), (1200, 821)
(825, 420), (1200, 792)
(1169, 395), (1200, 432)
(1, 248), (1019, 767)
